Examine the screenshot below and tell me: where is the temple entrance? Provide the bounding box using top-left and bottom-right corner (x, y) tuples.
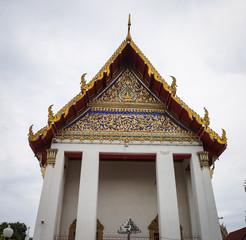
(97, 153), (157, 236)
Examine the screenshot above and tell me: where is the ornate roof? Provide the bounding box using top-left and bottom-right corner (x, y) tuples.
(28, 15), (227, 167)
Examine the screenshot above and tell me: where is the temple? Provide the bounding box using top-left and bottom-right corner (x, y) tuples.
(29, 15), (227, 240)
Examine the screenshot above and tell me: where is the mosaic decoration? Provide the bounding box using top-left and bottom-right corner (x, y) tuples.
(56, 108), (199, 143)
(197, 151), (216, 179)
(46, 149), (58, 168)
(55, 69), (199, 143)
(95, 69), (159, 104)
(196, 151), (210, 171)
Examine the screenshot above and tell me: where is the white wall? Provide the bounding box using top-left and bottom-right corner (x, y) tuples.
(97, 161), (157, 236)
(50, 141), (204, 237)
(60, 159), (81, 235)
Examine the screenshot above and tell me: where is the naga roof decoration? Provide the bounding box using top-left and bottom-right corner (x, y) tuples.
(29, 15), (227, 168)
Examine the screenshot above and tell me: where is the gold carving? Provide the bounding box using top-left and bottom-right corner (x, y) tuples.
(120, 87), (135, 102)
(202, 107), (210, 128)
(46, 149), (58, 167)
(29, 125), (34, 138)
(48, 104), (54, 123)
(148, 216), (183, 239)
(96, 69), (158, 104)
(56, 108), (198, 143)
(80, 73), (87, 91)
(68, 219), (103, 240)
(97, 219), (104, 240)
(210, 155), (217, 179)
(36, 152), (46, 178)
(196, 151), (210, 171)
(148, 215), (158, 240)
(170, 76), (177, 95)
(68, 219), (76, 240)
(221, 129), (227, 143)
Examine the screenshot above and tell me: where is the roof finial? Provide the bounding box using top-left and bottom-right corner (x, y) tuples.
(126, 14), (132, 42)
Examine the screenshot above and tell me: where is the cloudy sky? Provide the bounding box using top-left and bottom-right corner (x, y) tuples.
(0, 0), (245, 237)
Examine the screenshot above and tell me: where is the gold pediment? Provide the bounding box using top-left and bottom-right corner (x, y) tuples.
(56, 69), (199, 143)
(95, 69), (159, 104)
(56, 108), (199, 143)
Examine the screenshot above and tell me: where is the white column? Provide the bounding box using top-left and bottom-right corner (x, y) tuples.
(33, 149), (65, 240)
(33, 160), (54, 240)
(185, 171), (198, 236)
(75, 151), (99, 240)
(190, 152), (212, 240)
(156, 151), (181, 240)
(202, 163), (222, 240)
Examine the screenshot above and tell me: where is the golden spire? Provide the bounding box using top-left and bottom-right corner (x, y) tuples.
(126, 14), (132, 42)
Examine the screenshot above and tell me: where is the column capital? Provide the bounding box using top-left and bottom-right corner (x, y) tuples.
(46, 149), (58, 168)
(196, 151), (209, 171)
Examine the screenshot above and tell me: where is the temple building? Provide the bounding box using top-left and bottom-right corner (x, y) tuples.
(29, 16), (227, 240)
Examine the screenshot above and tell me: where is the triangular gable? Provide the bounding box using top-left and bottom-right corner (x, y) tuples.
(28, 20), (227, 167)
(56, 68), (198, 143)
(95, 69), (159, 104)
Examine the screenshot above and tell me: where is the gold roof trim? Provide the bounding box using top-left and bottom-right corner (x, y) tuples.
(28, 38), (227, 145)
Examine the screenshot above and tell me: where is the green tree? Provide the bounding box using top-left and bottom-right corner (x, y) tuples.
(0, 222), (27, 240)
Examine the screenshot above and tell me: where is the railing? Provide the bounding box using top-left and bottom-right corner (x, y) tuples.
(54, 236), (68, 240)
(102, 236), (201, 240)
(54, 235), (201, 240)
(103, 237), (157, 240)
(183, 237), (201, 240)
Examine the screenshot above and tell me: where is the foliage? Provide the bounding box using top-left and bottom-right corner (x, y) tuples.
(0, 234), (5, 240)
(0, 222), (27, 240)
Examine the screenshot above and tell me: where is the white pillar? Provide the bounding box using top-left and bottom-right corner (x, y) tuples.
(33, 160), (53, 240)
(75, 151), (99, 240)
(156, 151), (181, 240)
(202, 159), (222, 240)
(33, 149), (65, 240)
(186, 171), (198, 236)
(190, 152), (214, 240)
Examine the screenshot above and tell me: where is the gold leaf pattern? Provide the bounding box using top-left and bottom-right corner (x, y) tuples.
(56, 109), (199, 143)
(96, 69), (158, 104)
